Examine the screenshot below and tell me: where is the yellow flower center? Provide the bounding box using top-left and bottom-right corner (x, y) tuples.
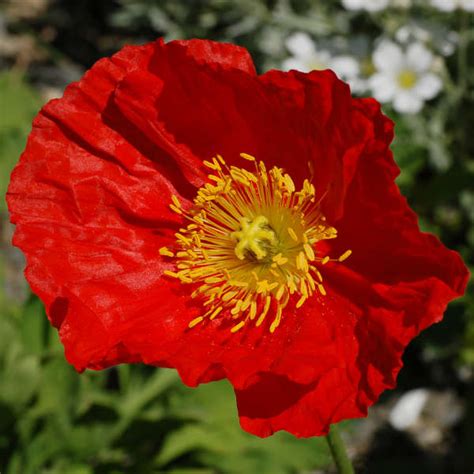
(161, 153), (351, 333)
(232, 215), (277, 261)
(397, 70), (417, 89)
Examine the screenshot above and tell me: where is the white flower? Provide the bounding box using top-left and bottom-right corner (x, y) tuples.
(282, 32), (331, 73)
(342, 0), (390, 11)
(389, 389), (429, 430)
(369, 40), (443, 114)
(330, 55), (367, 93)
(430, 0), (474, 11)
(282, 32), (366, 93)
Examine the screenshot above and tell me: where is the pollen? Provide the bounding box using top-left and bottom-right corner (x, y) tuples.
(397, 70), (418, 89)
(161, 154), (351, 333)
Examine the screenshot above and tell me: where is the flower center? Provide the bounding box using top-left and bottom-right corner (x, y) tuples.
(161, 153), (351, 333)
(232, 215), (277, 262)
(397, 70), (417, 89)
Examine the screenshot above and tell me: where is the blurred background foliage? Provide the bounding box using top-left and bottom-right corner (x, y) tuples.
(0, 0), (473, 473)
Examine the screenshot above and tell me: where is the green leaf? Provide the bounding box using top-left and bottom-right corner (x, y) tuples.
(20, 295), (48, 355)
(0, 72), (42, 210)
(161, 381), (331, 473)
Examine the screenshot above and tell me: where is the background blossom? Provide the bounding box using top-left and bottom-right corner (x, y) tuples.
(282, 32), (366, 93)
(430, 0), (474, 12)
(342, 0), (390, 11)
(369, 40), (443, 113)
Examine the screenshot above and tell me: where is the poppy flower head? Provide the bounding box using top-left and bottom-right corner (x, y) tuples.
(7, 38), (469, 439)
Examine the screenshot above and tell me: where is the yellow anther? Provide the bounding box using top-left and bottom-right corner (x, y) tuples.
(209, 306), (223, 320)
(338, 250), (352, 262)
(163, 270), (179, 278)
(231, 300), (243, 315)
(318, 283), (327, 296)
(287, 227), (298, 242)
(249, 301), (257, 320)
(304, 243), (315, 261)
(300, 279), (308, 298)
(270, 307), (283, 333)
(296, 252), (309, 273)
(255, 296), (272, 327)
(159, 247), (174, 257)
(188, 316), (204, 328)
(203, 160), (220, 170)
(231, 321), (246, 333)
(175, 233), (191, 245)
(169, 204), (182, 214)
(296, 295), (306, 308)
(171, 195), (181, 209)
(284, 174), (295, 193)
(229, 280), (249, 288)
(322, 256), (330, 265)
(240, 152), (256, 161)
(222, 291), (238, 302)
(272, 253), (288, 266)
(276, 285), (285, 300)
(205, 276), (223, 284)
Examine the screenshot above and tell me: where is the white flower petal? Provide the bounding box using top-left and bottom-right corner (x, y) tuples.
(393, 90), (424, 114)
(395, 26), (411, 43)
(281, 57), (312, 72)
(461, 0), (474, 11)
(389, 389), (429, 430)
(330, 55), (360, 79)
(316, 50), (332, 67)
(365, 0), (390, 11)
(369, 73), (397, 102)
(430, 0), (456, 11)
(285, 32), (316, 58)
(373, 41), (404, 73)
(414, 73), (443, 99)
(348, 77), (368, 94)
(342, 0), (389, 11)
(406, 42), (433, 72)
(341, 0), (363, 10)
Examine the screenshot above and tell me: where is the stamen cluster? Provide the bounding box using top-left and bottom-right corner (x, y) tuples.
(161, 154), (351, 333)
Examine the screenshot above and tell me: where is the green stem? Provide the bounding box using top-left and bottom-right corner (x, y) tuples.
(325, 424), (355, 474)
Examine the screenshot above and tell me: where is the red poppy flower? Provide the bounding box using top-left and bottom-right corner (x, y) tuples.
(7, 39), (468, 438)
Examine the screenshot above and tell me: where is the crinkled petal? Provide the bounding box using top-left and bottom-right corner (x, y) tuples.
(7, 39), (259, 367)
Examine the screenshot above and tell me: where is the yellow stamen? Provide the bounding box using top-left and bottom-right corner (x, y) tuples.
(338, 249), (352, 262)
(188, 316), (204, 328)
(240, 152), (256, 161)
(287, 227), (298, 242)
(397, 70), (417, 89)
(171, 195), (181, 209)
(231, 321), (246, 333)
(159, 247), (174, 257)
(163, 153), (348, 333)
